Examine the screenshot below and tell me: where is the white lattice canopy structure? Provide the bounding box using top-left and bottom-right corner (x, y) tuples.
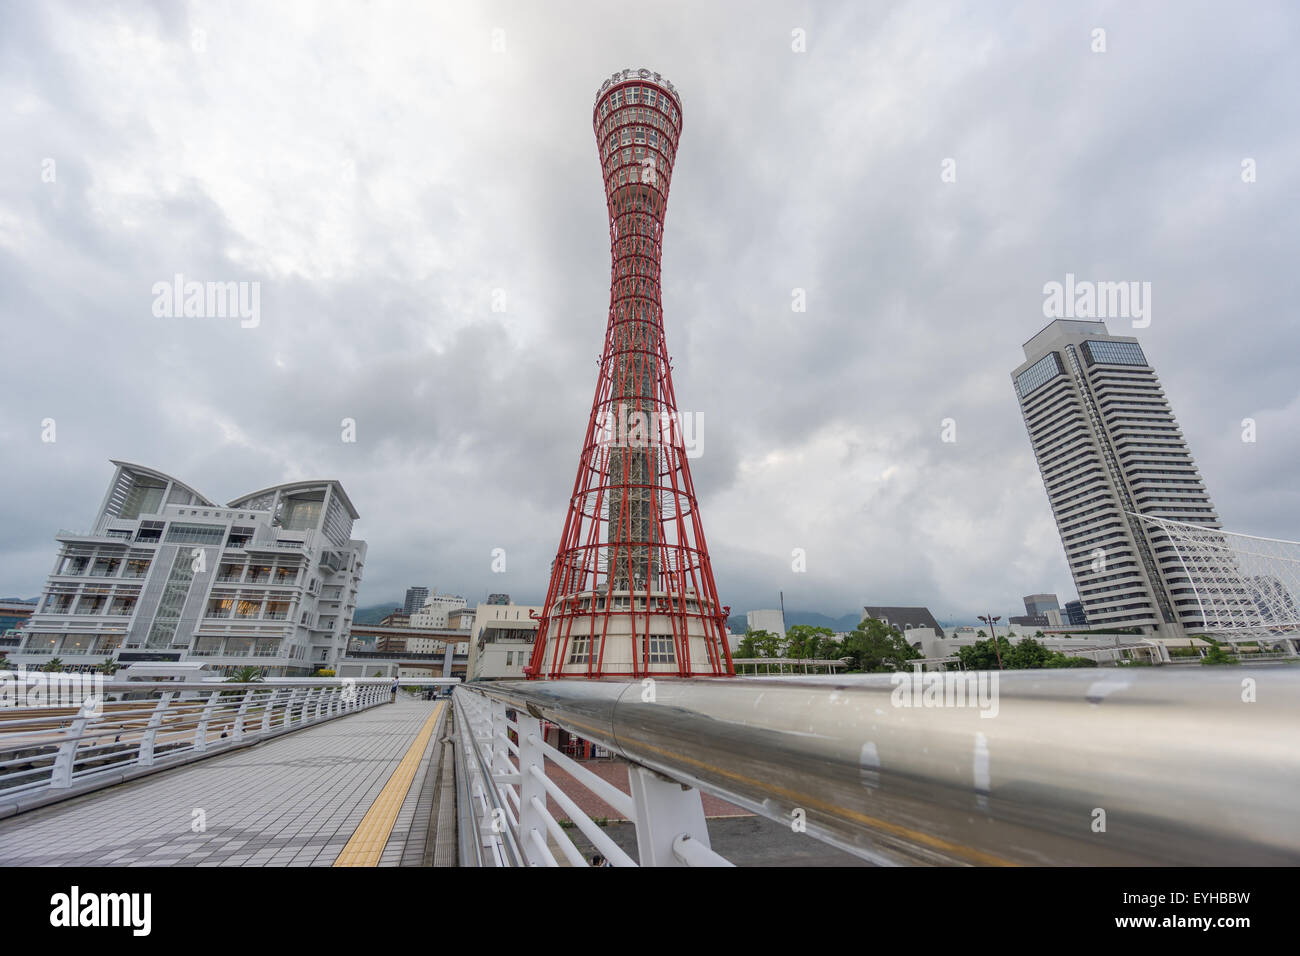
(1132, 514), (1300, 637)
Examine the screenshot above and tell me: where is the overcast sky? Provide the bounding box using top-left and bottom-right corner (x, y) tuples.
(1, 0), (1297, 623)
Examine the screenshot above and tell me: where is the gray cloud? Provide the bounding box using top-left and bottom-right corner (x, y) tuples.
(1, 0), (1297, 624)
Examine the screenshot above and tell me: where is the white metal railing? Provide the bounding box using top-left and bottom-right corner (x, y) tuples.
(455, 669), (1300, 867)
(0, 676), (393, 808)
(454, 685), (731, 868)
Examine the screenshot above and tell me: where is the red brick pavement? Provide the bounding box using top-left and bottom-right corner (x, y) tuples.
(538, 757), (749, 823)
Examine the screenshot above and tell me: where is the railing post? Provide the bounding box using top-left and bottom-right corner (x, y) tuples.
(232, 687), (256, 741)
(628, 764), (713, 867)
(516, 713), (548, 866)
(262, 687), (281, 732)
(282, 687), (301, 727)
(490, 699), (510, 779)
(313, 686), (326, 721)
(194, 689), (221, 753)
(138, 693), (174, 768)
(50, 698), (98, 789)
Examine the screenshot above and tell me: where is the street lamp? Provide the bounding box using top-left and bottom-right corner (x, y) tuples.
(978, 613), (1004, 669)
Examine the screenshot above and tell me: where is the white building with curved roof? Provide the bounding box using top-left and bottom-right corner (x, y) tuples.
(12, 461), (366, 676)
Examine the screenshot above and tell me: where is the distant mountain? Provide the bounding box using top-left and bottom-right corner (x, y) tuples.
(352, 602), (403, 626)
(728, 610), (864, 634)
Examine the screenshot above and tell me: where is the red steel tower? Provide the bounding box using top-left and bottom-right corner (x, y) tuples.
(526, 68), (733, 679)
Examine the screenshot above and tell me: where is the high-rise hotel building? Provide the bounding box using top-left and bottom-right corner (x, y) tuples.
(13, 461), (366, 675)
(1012, 320), (1221, 638)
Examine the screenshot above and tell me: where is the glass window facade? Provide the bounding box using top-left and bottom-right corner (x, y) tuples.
(567, 637), (590, 665)
(648, 635), (675, 664)
(1084, 340), (1147, 367)
(281, 495), (323, 531)
(165, 523), (225, 545)
(120, 478), (166, 519)
(146, 549), (198, 648)
(1015, 352), (1065, 398)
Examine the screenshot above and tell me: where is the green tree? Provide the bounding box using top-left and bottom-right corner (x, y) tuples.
(757, 628), (786, 659)
(960, 635), (1095, 670)
(786, 624), (834, 659)
(734, 630), (760, 659)
(1005, 637), (1055, 669)
(842, 618), (921, 672)
(956, 633), (1012, 670)
(225, 665), (265, 682)
(0, 654), (12, 671)
(96, 659), (120, 676)
(42, 657), (65, 673)
(1049, 655), (1095, 668)
(1200, 639), (1238, 666)
(735, 628), (785, 659)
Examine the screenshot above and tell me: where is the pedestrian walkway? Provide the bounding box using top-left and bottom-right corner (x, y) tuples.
(0, 698), (445, 867)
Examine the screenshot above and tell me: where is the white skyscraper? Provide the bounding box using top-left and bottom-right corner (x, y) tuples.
(1013, 320), (1222, 638)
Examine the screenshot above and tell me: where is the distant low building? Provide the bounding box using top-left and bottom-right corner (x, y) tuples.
(403, 586), (430, 615)
(862, 606), (946, 637)
(376, 634), (408, 654)
(410, 590), (467, 629)
(469, 601), (542, 680)
(745, 609), (785, 640)
(1010, 614), (1049, 628)
(1022, 593), (1060, 617)
(914, 625), (1172, 665)
(1064, 600), (1088, 627)
(0, 599), (37, 646)
(951, 623), (1044, 641)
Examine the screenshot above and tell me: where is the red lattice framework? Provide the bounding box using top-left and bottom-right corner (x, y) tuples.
(526, 70), (733, 679)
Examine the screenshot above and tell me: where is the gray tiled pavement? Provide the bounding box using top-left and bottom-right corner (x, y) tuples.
(0, 699), (442, 867)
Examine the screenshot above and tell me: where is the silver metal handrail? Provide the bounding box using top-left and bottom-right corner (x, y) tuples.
(458, 668), (1300, 866)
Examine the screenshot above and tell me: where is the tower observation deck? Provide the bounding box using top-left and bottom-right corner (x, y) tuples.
(526, 69), (733, 679)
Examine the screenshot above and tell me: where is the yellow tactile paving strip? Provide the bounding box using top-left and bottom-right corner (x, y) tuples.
(333, 702), (444, 867)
